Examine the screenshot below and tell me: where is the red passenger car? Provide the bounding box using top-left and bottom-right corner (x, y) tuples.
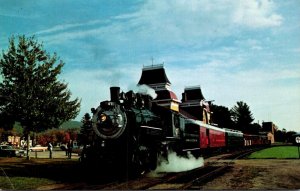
(206, 124), (226, 148)
(200, 125), (208, 149)
(244, 134), (269, 146)
(185, 119), (226, 149)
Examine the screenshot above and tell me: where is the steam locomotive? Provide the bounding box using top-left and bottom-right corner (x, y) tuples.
(80, 86), (269, 174)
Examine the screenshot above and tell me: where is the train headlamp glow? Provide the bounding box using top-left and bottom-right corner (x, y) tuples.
(100, 114), (107, 122)
(92, 104), (127, 139)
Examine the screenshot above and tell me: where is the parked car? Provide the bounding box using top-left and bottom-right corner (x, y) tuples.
(30, 145), (48, 152)
(60, 144), (67, 151)
(0, 145), (20, 157)
(17, 148), (26, 157)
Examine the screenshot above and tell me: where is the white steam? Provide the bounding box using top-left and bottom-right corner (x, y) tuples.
(136, 84), (157, 99)
(154, 151), (204, 173)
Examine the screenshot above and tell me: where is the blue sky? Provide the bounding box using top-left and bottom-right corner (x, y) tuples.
(1, 0), (299, 132)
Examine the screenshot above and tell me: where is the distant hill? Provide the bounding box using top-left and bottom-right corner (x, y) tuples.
(60, 121), (82, 129)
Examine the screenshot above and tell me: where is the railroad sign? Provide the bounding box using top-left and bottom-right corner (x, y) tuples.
(296, 136), (300, 159)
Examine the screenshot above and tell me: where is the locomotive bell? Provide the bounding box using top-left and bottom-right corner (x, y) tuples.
(110, 86), (120, 102)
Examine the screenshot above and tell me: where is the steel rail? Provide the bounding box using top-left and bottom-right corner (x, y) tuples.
(0, 167), (15, 190)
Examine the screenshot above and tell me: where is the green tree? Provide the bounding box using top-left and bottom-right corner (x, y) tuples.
(0, 35), (81, 158)
(78, 113), (93, 146)
(230, 101), (254, 133)
(275, 129), (284, 142)
(210, 104), (234, 128)
(286, 131), (296, 143)
(249, 123), (261, 135)
(0, 110), (15, 130)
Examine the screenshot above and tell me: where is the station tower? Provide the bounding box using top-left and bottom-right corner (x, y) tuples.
(137, 64), (180, 112)
(180, 86), (212, 124)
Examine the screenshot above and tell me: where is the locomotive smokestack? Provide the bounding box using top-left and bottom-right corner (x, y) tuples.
(110, 86), (120, 102)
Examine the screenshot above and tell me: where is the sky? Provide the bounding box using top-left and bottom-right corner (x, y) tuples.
(0, 0), (299, 132)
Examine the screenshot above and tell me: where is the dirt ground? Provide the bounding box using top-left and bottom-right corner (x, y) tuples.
(1, 157), (300, 190)
(201, 159), (300, 190)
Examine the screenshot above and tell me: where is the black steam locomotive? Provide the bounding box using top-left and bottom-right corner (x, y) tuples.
(81, 86), (191, 173)
(80, 86), (269, 174)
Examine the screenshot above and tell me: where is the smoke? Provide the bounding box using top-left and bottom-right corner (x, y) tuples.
(135, 84), (157, 99)
(151, 151), (204, 174)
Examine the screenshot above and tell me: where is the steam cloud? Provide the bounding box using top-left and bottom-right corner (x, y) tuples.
(153, 151), (204, 173)
(136, 84), (157, 99)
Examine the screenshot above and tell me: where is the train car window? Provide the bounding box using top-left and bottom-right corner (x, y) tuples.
(179, 117), (185, 132)
(173, 114), (180, 129)
(185, 123), (199, 134)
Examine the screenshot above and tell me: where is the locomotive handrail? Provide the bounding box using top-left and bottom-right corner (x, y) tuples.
(140, 126), (162, 131)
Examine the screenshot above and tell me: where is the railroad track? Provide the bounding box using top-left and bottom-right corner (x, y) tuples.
(47, 148), (263, 190)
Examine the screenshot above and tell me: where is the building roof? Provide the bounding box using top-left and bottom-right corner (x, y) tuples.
(155, 89), (179, 101)
(182, 86), (205, 102)
(262, 122), (276, 133)
(137, 64), (171, 85)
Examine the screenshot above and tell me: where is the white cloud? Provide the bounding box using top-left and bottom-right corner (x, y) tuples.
(35, 20), (105, 36)
(292, 48), (300, 53)
(232, 0), (283, 28)
(129, 0), (283, 42)
(37, 0), (283, 47)
(235, 39), (264, 50)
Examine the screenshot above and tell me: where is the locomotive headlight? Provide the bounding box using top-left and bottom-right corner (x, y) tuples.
(100, 114), (107, 122)
(92, 104), (127, 139)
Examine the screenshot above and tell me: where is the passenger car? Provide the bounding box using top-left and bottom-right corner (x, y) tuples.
(30, 145), (48, 152)
(0, 145), (20, 157)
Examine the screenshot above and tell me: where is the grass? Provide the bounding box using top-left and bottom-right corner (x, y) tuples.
(248, 146), (300, 159)
(0, 158), (81, 190)
(0, 176), (56, 190)
(0, 157), (122, 190)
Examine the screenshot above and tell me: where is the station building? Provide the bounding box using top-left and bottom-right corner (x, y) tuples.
(261, 122), (277, 144)
(137, 64), (211, 124)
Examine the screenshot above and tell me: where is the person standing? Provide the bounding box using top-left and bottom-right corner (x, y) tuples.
(67, 140), (73, 159)
(48, 142), (53, 159)
(65, 143), (68, 156)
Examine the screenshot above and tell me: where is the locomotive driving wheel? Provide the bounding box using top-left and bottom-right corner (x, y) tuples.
(131, 147), (146, 175)
(130, 142), (158, 176)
